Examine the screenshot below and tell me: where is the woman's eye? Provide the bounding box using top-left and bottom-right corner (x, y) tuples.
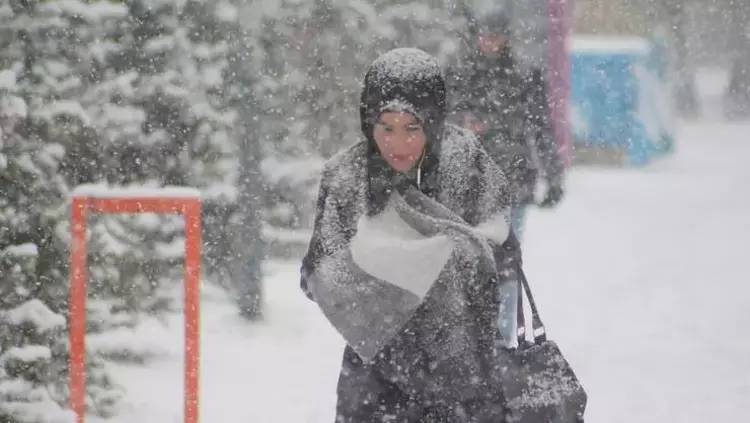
(407, 126), (422, 132)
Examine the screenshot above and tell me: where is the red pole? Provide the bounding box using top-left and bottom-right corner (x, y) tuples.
(183, 200), (202, 423)
(547, 0), (572, 166)
(69, 198), (88, 423)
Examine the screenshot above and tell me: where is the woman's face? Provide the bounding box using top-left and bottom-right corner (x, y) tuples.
(373, 112), (427, 173)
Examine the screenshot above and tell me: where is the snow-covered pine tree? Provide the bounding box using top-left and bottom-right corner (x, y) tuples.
(373, 0), (465, 62)
(1, 2), (124, 420)
(76, 0), (242, 321)
(233, 0), (373, 235)
(0, 60), (74, 423)
(0, 246), (71, 422)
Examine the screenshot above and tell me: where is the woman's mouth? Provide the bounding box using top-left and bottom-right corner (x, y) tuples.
(390, 154), (414, 162)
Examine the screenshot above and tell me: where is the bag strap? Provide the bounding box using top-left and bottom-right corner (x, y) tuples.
(516, 282), (525, 345)
(515, 265), (547, 345)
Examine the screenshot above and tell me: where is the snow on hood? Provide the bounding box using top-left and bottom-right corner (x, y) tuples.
(360, 48), (447, 148)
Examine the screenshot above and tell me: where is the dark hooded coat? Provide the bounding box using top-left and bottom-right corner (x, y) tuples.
(446, 11), (564, 206)
(300, 48), (522, 422)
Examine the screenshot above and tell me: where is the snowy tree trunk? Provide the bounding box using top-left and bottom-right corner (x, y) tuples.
(232, 116), (265, 319)
(1, 2), (124, 418)
(226, 25), (265, 320)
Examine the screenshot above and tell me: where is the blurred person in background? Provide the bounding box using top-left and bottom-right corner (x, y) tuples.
(446, 8), (565, 239)
(662, 0), (700, 117)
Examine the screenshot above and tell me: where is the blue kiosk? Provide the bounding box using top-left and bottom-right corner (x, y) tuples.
(569, 36), (675, 166)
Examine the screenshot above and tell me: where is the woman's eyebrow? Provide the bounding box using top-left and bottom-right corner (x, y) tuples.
(376, 118), (418, 126)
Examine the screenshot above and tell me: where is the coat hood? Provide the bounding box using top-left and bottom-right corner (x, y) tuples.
(359, 48), (448, 214)
(360, 48), (447, 149)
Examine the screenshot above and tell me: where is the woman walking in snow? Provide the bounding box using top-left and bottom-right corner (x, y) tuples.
(300, 48), (523, 422)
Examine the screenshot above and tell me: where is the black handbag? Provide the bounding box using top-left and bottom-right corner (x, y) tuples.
(494, 267), (587, 423)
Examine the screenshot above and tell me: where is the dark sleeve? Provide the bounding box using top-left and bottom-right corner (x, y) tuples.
(300, 172), (331, 301)
(525, 69), (565, 186)
(445, 62), (473, 115)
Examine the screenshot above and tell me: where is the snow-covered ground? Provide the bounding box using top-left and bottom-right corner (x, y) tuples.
(92, 262), (343, 423)
(99, 72), (750, 422)
(523, 121), (750, 422)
